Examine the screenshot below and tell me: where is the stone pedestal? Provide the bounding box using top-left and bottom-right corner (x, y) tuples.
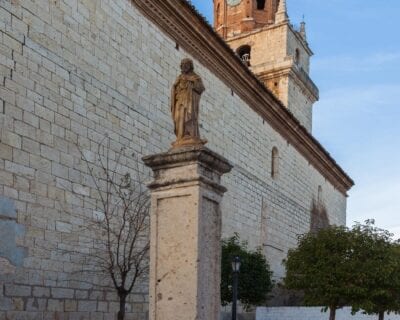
(143, 146), (232, 320)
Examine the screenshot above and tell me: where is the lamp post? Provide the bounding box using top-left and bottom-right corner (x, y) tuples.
(231, 256), (241, 320)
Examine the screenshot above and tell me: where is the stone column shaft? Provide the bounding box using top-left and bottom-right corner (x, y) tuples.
(143, 146), (232, 320)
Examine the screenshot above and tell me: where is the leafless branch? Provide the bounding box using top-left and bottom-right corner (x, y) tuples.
(48, 136), (151, 320)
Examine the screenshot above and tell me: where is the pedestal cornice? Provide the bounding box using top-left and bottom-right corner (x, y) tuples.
(143, 146), (233, 194)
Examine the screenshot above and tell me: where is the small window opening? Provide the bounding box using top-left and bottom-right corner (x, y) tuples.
(317, 185), (323, 204)
(257, 0), (266, 10)
(272, 82), (279, 96)
(271, 147), (279, 179)
(295, 48), (300, 65)
(237, 45), (251, 66)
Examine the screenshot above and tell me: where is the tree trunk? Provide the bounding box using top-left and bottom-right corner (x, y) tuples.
(378, 311), (385, 320)
(118, 293), (127, 320)
(329, 307), (336, 320)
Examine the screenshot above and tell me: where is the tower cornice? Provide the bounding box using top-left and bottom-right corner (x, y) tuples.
(255, 63), (319, 102)
(226, 22), (314, 56)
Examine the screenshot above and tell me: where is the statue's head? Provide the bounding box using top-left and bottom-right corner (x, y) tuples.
(180, 58), (194, 74)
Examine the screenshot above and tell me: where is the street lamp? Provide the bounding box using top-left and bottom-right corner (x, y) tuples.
(231, 256), (241, 320)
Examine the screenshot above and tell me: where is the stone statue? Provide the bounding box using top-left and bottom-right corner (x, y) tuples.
(170, 58), (207, 148)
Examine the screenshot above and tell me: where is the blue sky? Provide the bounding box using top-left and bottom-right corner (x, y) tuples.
(191, 0), (400, 238)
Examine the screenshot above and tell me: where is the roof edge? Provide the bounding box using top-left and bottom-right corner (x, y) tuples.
(129, 0), (354, 195)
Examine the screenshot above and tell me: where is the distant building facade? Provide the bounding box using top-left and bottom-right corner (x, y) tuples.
(0, 0), (353, 318)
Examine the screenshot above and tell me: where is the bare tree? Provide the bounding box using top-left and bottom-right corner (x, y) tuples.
(63, 137), (151, 320)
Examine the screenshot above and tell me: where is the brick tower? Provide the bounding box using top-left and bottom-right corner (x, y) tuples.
(214, 0), (319, 132)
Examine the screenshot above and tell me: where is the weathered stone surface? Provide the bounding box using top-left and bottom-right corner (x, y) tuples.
(51, 288), (74, 299)
(144, 146), (232, 320)
(32, 287), (50, 298)
(170, 59), (207, 149)
(226, 23), (317, 132)
(0, 196), (17, 219)
(5, 284), (31, 297)
(0, 197), (27, 268)
(55, 221), (72, 233)
(0, 257), (16, 275)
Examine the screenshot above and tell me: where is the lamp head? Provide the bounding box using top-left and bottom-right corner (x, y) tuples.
(232, 256), (241, 273)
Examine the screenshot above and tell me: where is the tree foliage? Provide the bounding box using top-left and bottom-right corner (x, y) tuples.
(284, 221), (400, 320)
(349, 221), (400, 320)
(284, 226), (354, 320)
(221, 234), (273, 310)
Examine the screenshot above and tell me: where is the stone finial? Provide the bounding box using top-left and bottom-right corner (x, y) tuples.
(300, 20), (307, 40)
(275, 0), (289, 24)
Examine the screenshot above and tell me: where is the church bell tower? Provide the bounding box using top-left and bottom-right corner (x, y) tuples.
(214, 0), (279, 39)
(214, 0), (319, 133)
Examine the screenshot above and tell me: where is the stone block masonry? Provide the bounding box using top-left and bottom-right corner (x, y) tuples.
(0, 0), (348, 318)
(227, 23), (318, 133)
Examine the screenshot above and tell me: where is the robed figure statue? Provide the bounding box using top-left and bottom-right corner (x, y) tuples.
(171, 59), (207, 148)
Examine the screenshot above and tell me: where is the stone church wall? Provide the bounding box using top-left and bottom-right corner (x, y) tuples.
(287, 77), (314, 132)
(286, 27), (310, 73)
(228, 25), (288, 67)
(285, 26), (315, 132)
(0, 0), (346, 318)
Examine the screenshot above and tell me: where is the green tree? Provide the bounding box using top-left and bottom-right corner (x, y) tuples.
(283, 226), (355, 320)
(284, 222), (400, 320)
(348, 221), (400, 320)
(221, 234), (273, 310)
